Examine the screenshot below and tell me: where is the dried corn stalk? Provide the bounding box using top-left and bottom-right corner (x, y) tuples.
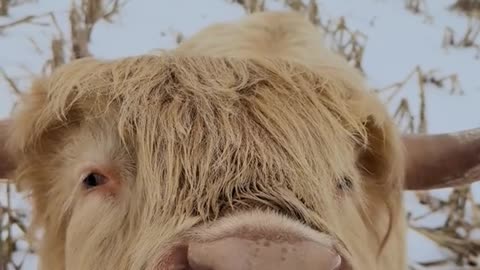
(443, 22), (480, 58)
(0, 0), (8, 16)
(375, 66), (463, 133)
(450, 0), (480, 19)
(69, 0), (122, 60)
(447, 0), (480, 58)
(0, 14), (50, 33)
(321, 17), (367, 72)
(405, 0), (427, 14)
(38, 14), (67, 74)
(1, 183), (31, 269)
(232, 0), (265, 13)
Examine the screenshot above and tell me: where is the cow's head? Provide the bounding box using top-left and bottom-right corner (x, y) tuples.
(0, 55), (478, 270)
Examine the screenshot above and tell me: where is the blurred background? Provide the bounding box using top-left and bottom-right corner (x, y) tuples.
(0, 0), (480, 269)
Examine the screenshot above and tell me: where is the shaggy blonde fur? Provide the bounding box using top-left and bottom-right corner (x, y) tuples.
(8, 12), (406, 270)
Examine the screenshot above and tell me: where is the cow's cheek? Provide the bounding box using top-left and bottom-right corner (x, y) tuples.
(64, 196), (126, 269)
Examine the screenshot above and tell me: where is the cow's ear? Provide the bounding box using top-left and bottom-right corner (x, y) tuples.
(0, 77), (50, 181)
(403, 128), (480, 190)
(355, 114), (405, 192)
(0, 119), (15, 179)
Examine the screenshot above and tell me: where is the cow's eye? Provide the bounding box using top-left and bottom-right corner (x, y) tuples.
(337, 177), (353, 191)
(82, 173), (107, 189)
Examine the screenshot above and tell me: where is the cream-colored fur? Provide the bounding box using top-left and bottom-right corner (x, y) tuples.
(8, 11), (406, 270)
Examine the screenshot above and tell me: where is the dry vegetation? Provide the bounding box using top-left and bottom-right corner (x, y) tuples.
(374, 66), (463, 133)
(0, 183), (31, 270)
(444, 0), (480, 58)
(1, 0), (480, 269)
(0, 0), (8, 16)
(404, 0), (434, 23)
(405, 0), (428, 14)
(231, 0), (265, 13)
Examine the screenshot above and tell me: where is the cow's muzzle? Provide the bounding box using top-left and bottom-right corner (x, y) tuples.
(156, 210), (345, 270)
(187, 235), (341, 270)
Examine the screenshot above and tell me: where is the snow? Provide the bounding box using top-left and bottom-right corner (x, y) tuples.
(1, 0), (479, 269)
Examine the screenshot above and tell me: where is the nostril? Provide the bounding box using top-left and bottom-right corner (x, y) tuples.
(187, 237), (342, 270)
(156, 245), (191, 270)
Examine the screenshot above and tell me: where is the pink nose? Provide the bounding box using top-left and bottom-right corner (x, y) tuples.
(187, 237), (342, 270)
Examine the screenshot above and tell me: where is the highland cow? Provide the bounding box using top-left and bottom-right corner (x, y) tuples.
(1, 11), (479, 270)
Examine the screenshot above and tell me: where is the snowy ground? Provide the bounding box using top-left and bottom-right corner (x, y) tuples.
(1, 0), (480, 269)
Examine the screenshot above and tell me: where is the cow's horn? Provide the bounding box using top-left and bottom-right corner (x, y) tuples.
(0, 119), (15, 180)
(403, 128), (480, 190)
